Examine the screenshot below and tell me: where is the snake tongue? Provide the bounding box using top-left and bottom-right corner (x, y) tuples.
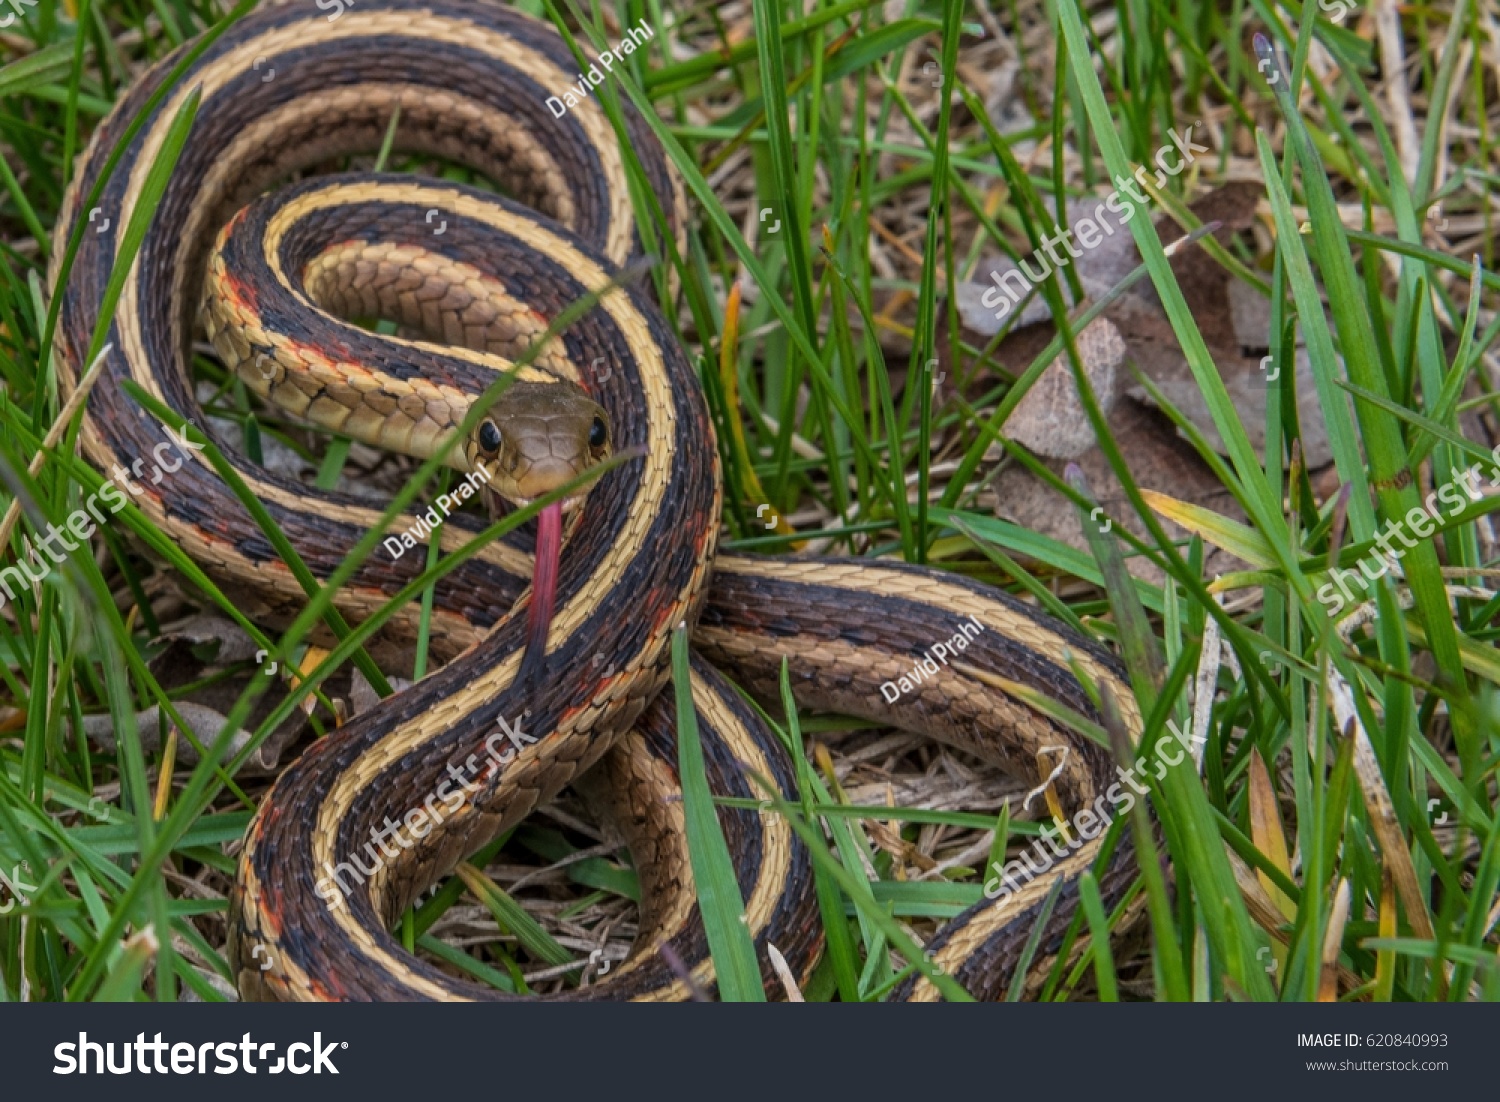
(519, 500), (563, 686)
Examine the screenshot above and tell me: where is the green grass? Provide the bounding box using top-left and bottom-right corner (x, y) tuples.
(0, 0), (1496, 1002)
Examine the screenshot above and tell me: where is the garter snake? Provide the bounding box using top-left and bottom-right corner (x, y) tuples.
(49, 0), (1148, 1001)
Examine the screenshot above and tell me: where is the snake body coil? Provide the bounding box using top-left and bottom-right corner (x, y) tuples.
(51, 0), (1146, 1001)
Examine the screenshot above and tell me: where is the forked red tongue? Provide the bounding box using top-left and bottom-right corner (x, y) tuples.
(518, 500), (563, 688)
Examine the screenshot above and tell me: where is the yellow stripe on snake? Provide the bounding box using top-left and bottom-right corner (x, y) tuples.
(49, 0), (1146, 1001)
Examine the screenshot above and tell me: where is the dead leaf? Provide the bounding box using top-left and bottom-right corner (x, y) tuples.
(952, 185), (1308, 581)
(1126, 347), (1335, 470)
(348, 666), (413, 717)
(82, 702), (288, 775)
(1246, 750), (1297, 922)
(152, 614), (262, 668)
(1002, 317), (1124, 459)
(1228, 277), (1278, 354)
(986, 395), (1246, 584)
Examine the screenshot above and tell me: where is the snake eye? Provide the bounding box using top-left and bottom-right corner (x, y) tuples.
(478, 420), (503, 454)
(588, 416), (608, 450)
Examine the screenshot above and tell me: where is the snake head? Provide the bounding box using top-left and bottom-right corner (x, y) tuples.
(465, 379), (610, 688)
(465, 380), (612, 512)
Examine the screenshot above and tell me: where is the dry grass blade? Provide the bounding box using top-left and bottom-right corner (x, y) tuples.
(1325, 667), (1435, 943)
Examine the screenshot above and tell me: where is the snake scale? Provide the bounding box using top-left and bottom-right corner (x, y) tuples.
(48, 0), (1146, 1001)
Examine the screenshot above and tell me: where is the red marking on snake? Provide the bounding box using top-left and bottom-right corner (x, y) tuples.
(219, 269), (262, 314)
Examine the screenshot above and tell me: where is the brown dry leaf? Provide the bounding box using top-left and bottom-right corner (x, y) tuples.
(82, 702), (279, 773)
(143, 615), (309, 771)
(349, 666), (413, 717)
(296, 646), (331, 717)
(959, 184), (1284, 581)
(1105, 185), (1336, 469)
(957, 182), (1264, 337)
(152, 613), (263, 667)
(1228, 276), (1276, 353)
(1327, 667), (1436, 943)
(1127, 347), (1335, 471)
(955, 185), (1171, 336)
(1319, 879), (1351, 1002)
(987, 393), (1245, 584)
(1001, 317), (1124, 459)
(1247, 750), (1297, 923)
